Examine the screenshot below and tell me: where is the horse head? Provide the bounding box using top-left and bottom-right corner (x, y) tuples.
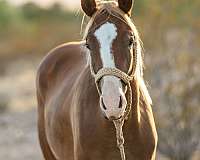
(81, 0), (139, 121)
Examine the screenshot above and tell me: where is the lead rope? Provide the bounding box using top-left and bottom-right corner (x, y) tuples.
(113, 118), (126, 160)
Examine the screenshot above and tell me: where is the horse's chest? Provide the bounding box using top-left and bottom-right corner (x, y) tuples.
(78, 119), (156, 160)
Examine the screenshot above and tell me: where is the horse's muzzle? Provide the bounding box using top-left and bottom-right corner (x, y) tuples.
(100, 93), (127, 121)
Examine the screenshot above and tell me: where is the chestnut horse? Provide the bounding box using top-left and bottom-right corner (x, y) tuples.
(36, 0), (157, 160)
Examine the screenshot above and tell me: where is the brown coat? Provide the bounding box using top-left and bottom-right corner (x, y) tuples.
(36, 42), (157, 160)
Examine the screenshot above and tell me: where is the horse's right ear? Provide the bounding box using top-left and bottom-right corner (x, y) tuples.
(118, 0), (133, 16)
(81, 0), (97, 17)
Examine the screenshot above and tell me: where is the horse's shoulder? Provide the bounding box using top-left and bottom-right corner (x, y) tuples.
(36, 41), (85, 94)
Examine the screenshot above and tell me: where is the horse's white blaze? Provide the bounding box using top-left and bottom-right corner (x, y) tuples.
(94, 22), (117, 68)
(94, 22), (126, 116)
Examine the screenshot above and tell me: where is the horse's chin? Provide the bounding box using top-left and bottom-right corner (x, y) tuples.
(102, 113), (123, 121)
(100, 107), (125, 121)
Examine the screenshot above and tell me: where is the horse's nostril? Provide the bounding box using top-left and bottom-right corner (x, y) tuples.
(118, 96), (123, 108)
(101, 98), (107, 110)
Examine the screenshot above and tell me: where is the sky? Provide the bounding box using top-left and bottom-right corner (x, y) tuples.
(7, 0), (80, 9)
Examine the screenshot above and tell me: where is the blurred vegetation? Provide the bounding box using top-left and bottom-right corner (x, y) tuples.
(0, 0), (199, 159)
(0, 0), (199, 59)
(0, 0), (82, 60)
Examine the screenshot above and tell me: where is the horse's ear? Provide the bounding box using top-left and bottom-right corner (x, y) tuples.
(118, 0), (133, 16)
(81, 0), (97, 17)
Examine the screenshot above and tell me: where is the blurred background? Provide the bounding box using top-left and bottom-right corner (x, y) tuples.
(0, 0), (199, 159)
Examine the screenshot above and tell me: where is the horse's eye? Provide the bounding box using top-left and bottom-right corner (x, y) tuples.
(129, 37), (134, 47)
(85, 43), (91, 50)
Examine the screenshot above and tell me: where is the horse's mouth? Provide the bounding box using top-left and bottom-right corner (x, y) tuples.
(109, 115), (123, 121)
(102, 111), (123, 121)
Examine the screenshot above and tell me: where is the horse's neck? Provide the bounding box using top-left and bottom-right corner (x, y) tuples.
(73, 69), (156, 159)
(128, 80), (141, 126)
(75, 66), (100, 111)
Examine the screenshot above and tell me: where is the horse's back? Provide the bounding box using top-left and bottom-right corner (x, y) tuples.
(36, 41), (86, 98)
(36, 41), (86, 160)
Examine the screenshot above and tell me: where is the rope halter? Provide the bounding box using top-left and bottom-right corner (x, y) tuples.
(91, 67), (135, 120)
(89, 60), (136, 160)
(87, 24), (138, 160)
(90, 66), (136, 160)
(89, 36), (138, 160)
(88, 35), (138, 120)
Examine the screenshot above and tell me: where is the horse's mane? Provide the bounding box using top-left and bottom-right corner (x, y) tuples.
(82, 1), (152, 106)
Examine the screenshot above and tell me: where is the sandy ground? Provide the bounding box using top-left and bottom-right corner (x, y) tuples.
(0, 110), (42, 160)
(0, 57), (43, 159)
(0, 56), (198, 160)
(0, 57), (166, 160)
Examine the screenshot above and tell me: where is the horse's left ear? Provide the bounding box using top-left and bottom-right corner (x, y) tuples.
(81, 0), (97, 17)
(118, 0), (134, 16)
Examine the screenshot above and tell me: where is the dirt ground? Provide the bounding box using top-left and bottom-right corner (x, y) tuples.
(0, 57), (43, 160)
(0, 57), (198, 160)
(0, 109), (42, 160)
